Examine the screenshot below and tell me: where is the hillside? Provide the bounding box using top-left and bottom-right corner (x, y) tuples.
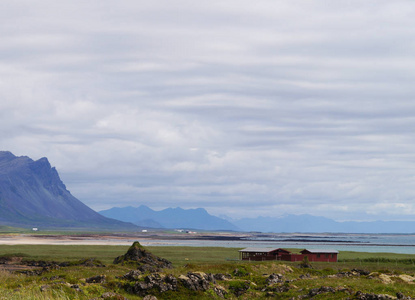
(0, 151), (136, 230)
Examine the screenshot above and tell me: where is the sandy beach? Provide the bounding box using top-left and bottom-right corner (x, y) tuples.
(0, 232), (249, 246)
(0, 234), (138, 245)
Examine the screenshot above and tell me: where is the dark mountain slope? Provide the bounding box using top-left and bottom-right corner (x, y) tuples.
(0, 151), (136, 230)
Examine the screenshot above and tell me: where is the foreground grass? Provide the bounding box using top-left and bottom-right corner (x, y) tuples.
(1, 244), (415, 299)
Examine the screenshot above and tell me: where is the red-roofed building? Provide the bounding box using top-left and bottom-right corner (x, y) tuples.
(239, 248), (338, 262)
(239, 248), (291, 261)
(300, 249), (338, 262)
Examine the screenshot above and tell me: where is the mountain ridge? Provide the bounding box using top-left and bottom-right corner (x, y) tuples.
(99, 205), (240, 231)
(232, 214), (415, 234)
(101, 203), (415, 233)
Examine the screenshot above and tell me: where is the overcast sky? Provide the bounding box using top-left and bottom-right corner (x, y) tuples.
(2, 1), (415, 221)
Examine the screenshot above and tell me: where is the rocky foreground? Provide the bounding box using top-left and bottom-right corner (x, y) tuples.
(2, 242), (415, 299)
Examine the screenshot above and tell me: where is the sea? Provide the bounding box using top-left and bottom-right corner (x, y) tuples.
(140, 233), (415, 255)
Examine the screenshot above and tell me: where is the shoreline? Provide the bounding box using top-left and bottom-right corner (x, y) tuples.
(0, 233), (414, 249)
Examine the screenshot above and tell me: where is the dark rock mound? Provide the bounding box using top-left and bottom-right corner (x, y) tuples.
(113, 241), (172, 272)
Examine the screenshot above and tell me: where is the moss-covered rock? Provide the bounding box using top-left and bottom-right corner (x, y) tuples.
(113, 241), (172, 272)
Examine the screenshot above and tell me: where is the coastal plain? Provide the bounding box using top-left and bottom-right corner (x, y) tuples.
(1, 232), (415, 299)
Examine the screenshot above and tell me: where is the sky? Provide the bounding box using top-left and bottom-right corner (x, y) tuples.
(2, 1), (415, 221)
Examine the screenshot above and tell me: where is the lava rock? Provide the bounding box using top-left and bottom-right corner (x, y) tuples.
(266, 273), (284, 285)
(178, 272), (214, 291)
(213, 273), (231, 281)
(86, 275), (106, 284)
(114, 242), (172, 272)
(355, 291), (396, 300)
(129, 273), (177, 296)
(308, 286), (336, 297)
(122, 270), (142, 281)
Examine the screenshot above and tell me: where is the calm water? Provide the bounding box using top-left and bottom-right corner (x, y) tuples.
(140, 233), (415, 254)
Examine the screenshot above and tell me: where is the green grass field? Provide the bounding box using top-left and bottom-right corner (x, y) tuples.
(1, 244), (415, 299)
(2, 244), (415, 268)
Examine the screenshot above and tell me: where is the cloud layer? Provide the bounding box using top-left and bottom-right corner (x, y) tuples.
(2, 0), (415, 221)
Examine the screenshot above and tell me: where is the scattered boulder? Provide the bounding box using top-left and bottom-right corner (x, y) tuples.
(121, 270), (231, 297)
(378, 274), (393, 284)
(122, 270), (142, 281)
(86, 275), (106, 284)
(266, 273), (284, 285)
(228, 280), (250, 297)
(352, 269), (371, 276)
(355, 291), (396, 300)
(127, 273), (177, 296)
(398, 274), (415, 283)
(23, 258), (104, 269)
(101, 292), (127, 299)
(178, 272), (215, 291)
(308, 286), (336, 297)
(214, 273), (231, 281)
(295, 286), (353, 298)
(212, 285), (227, 298)
(113, 241), (172, 272)
(397, 292), (414, 300)
(70, 284), (83, 293)
(263, 285), (290, 293)
(299, 273), (312, 279)
(279, 264), (294, 273)
(0, 256), (23, 264)
(19, 269), (45, 276)
(329, 269), (373, 279)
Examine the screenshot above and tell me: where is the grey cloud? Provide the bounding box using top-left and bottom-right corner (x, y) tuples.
(2, 0), (415, 221)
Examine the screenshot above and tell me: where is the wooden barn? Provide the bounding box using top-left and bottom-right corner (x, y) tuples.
(239, 248), (290, 261)
(300, 249), (338, 262)
(239, 248), (338, 262)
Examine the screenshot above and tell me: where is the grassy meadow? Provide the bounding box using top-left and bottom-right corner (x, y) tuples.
(0, 244), (415, 299)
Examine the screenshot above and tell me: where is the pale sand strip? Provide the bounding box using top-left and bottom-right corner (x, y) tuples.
(0, 235), (196, 246)
(0, 235), (143, 246)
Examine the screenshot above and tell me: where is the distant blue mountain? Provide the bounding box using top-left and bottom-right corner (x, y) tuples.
(232, 214), (338, 233)
(99, 205), (240, 231)
(233, 214), (415, 234)
(99, 204), (415, 233)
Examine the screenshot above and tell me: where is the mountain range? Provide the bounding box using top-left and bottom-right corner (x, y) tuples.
(2, 150), (415, 234)
(100, 207), (415, 234)
(99, 205), (239, 231)
(232, 215), (415, 234)
(0, 151), (136, 230)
